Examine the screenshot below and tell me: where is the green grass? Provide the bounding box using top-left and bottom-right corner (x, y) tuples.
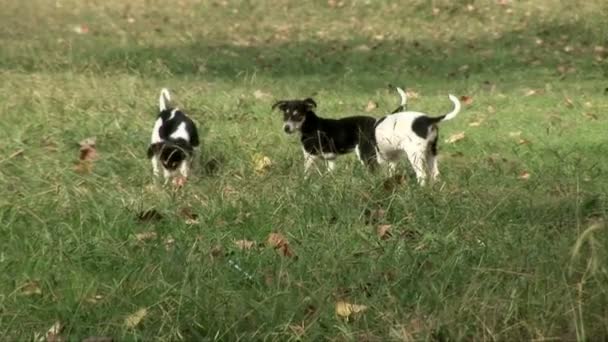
(1, 0), (608, 340)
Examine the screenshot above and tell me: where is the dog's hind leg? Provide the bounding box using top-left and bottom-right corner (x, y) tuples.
(426, 137), (439, 182)
(405, 148), (428, 186)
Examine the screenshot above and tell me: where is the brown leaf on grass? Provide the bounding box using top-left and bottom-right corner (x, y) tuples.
(253, 154), (272, 174)
(19, 281), (42, 296)
(445, 131), (466, 144)
(137, 209), (163, 223)
(125, 308), (148, 328)
(135, 231), (158, 242)
(376, 224), (392, 240)
(253, 89), (272, 99)
(74, 137), (97, 174)
(235, 239), (256, 250)
(518, 138), (531, 145)
(364, 208), (386, 225)
(365, 100), (378, 112)
(179, 207), (199, 225)
(335, 301), (368, 318)
(468, 119), (484, 127)
(459, 95), (473, 105)
(266, 233), (295, 257)
(43, 321), (65, 342)
(524, 89), (542, 96)
(78, 137), (97, 161)
(564, 97), (574, 108)
(518, 171), (531, 180)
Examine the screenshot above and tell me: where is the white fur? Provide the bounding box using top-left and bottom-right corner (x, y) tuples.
(375, 94), (461, 185)
(170, 122), (190, 141)
(151, 118), (163, 144)
(396, 87), (407, 108)
(159, 88), (171, 111)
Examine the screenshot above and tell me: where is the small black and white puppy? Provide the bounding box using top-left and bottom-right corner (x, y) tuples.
(147, 88), (199, 182)
(374, 88), (461, 185)
(272, 98), (378, 174)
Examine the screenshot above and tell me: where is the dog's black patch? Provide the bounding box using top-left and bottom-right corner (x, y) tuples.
(157, 108), (200, 147)
(411, 115), (443, 139)
(430, 134), (438, 156)
(391, 105), (405, 114)
(375, 116), (387, 128)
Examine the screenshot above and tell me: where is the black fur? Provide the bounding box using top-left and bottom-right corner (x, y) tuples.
(273, 99), (378, 168)
(411, 115), (444, 139)
(149, 107), (199, 170)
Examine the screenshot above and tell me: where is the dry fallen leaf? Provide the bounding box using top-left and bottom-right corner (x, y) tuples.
(335, 301), (368, 318)
(459, 95), (473, 105)
(235, 239), (256, 250)
(135, 231), (158, 242)
(85, 294), (104, 304)
(376, 224), (392, 240)
(524, 89), (541, 96)
(518, 138), (531, 145)
(518, 171), (531, 180)
(253, 89), (271, 99)
(468, 119), (484, 127)
(266, 233), (295, 257)
(74, 137), (97, 174)
(179, 207), (199, 225)
(365, 100), (378, 112)
(253, 154), (272, 174)
(20, 280), (42, 296)
(43, 321), (64, 342)
(445, 132), (466, 144)
(508, 131), (522, 137)
(125, 308), (148, 328)
(564, 97), (574, 108)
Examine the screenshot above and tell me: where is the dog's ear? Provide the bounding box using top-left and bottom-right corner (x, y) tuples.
(272, 100), (286, 111)
(303, 98), (317, 110)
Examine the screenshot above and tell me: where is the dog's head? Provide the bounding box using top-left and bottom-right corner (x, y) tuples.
(159, 140), (191, 171)
(272, 98), (317, 134)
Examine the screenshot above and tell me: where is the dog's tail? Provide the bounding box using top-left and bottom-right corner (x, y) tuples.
(437, 94), (461, 122)
(390, 86), (407, 113)
(159, 88), (171, 111)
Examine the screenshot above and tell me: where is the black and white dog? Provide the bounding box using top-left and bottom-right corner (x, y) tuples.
(374, 88), (461, 185)
(272, 98), (378, 174)
(147, 88), (199, 182)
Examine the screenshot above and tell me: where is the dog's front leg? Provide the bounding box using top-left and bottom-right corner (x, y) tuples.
(303, 152), (317, 177)
(151, 156), (160, 177)
(179, 160), (190, 178)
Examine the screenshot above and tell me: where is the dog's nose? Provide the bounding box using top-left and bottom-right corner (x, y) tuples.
(283, 125), (291, 133)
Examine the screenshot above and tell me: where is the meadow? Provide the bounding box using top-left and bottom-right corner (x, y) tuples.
(1, 0), (607, 340)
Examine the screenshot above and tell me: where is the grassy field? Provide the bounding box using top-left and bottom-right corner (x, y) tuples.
(1, 0), (608, 340)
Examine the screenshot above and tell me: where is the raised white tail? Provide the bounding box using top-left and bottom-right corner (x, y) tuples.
(441, 94), (461, 121)
(159, 88), (171, 111)
(396, 87), (407, 108)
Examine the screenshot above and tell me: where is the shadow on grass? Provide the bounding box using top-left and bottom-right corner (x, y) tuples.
(3, 22), (605, 85)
